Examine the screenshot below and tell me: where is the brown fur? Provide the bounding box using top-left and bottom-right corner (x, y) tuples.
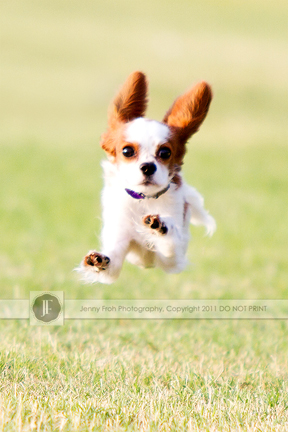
(171, 173), (182, 189)
(155, 143), (173, 165)
(101, 123), (125, 158)
(101, 71), (148, 157)
(100, 73), (212, 168)
(183, 201), (189, 222)
(108, 71), (148, 127)
(101, 125), (141, 163)
(163, 82), (212, 165)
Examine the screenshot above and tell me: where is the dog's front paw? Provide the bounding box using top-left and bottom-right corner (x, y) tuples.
(83, 251), (110, 271)
(143, 215), (168, 235)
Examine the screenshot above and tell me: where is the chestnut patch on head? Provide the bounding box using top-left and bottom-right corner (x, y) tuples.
(100, 72), (212, 170)
(100, 71), (148, 159)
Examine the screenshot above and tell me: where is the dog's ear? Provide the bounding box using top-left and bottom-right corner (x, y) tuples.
(163, 81), (212, 146)
(108, 71), (148, 127)
(101, 72), (148, 158)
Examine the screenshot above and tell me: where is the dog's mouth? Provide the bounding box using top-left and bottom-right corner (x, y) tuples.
(140, 179), (157, 186)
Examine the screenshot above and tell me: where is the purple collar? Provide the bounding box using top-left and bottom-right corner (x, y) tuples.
(125, 183), (170, 200)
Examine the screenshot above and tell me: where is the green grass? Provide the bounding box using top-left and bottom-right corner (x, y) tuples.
(0, 0), (288, 430)
(0, 320), (287, 431)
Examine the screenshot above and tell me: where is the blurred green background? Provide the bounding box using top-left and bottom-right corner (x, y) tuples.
(0, 0), (287, 300)
(1, 2), (288, 430)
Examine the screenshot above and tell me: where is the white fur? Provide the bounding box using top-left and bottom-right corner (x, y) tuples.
(125, 118), (170, 149)
(117, 119), (171, 195)
(76, 119), (215, 284)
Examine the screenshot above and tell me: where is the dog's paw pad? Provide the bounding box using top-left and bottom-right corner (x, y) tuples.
(83, 252), (110, 271)
(143, 215), (168, 235)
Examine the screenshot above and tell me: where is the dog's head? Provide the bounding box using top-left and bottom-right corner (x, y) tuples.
(100, 71), (212, 194)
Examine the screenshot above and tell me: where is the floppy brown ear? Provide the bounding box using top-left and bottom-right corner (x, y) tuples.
(108, 71), (148, 127)
(100, 71), (148, 157)
(163, 81), (212, 145)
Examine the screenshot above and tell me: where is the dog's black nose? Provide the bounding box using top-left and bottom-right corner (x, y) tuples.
(140, 162), (157, 177)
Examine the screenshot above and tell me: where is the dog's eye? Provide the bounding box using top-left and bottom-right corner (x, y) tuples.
(122, 146), (135, 158)
(157, 147), (171, 160)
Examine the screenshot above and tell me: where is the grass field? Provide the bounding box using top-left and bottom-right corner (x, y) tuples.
(1, 0), (288, 430)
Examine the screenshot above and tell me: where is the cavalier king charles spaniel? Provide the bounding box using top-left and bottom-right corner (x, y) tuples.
(77, 71), (215, 284)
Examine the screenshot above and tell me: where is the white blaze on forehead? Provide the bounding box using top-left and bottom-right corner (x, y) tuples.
(125, 118), (170, 148)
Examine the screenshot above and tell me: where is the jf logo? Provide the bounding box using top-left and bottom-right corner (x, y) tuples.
(30, 292), (64, 325)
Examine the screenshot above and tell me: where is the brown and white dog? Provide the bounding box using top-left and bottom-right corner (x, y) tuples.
(77, 71), (215, 284)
